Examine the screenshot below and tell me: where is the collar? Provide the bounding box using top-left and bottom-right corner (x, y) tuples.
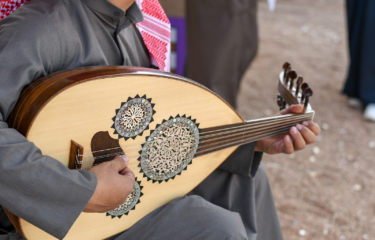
(81, 0), (143, 23)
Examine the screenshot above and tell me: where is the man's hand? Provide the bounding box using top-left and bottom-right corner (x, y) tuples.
(84, 155), (135, 213)
(255, 105), (321, 155)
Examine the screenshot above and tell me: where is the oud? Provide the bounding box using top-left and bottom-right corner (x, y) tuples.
(5, 62), (314, 239)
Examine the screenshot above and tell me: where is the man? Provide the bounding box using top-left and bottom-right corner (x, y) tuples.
(0, 0), (320, 239)
(185, 1), (284, 239)
(185, 0), (258, 109)
(342, 0), (375, 121)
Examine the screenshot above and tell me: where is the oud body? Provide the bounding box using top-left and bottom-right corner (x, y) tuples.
(5, 66), (313, 239)
(6, 67), (248, 239)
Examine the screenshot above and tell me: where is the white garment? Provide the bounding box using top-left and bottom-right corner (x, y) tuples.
(267, 0), (277, 12)
(364, 103), (375, 121)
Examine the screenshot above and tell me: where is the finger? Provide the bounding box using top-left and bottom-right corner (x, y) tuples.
(113, 160), (135, 199)
(120, 167), (135, 182)
(119, 167), (134, 177)
(289, 126), (306, 151)
(296, 124), (316, 144)
(119, 167), (135, 196)
(283, 135), (294, 154)
(302, 121), (321, 136)
(276, 104), (304, 116)
(112, 155), (129, 172)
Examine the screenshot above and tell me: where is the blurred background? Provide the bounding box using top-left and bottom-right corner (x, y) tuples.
(1, 0), (373, 238)
(160, 0), (375, 239)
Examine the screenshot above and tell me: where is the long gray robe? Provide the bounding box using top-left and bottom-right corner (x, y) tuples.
(185, 0), (258, 109)
(185, 0), (284, 239)
(0, 0), (280, 239)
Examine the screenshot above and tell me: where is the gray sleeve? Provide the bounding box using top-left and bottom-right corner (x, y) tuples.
(218, 142), (263, 178)
(0, 15), (96, 239)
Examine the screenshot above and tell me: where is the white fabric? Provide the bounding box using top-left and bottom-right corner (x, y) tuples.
(267, 0), (276, 12)
(364, 103), (375, 121)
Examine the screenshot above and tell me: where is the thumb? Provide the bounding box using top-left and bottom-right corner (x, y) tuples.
(112, 155), (129, 172)
(277, 104), (304, 115)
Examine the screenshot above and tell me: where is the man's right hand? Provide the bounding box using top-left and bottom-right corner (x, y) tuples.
(83, 155), (135, 213)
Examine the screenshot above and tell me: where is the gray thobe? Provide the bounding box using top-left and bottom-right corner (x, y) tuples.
(185, 0), (259, 109)
(185, 0), (284, 239)
(0, 0), (277, 239)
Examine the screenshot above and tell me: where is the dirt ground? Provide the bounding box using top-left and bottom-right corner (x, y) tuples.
(238, 0), (375, 239)
(160, 0), (375, 239)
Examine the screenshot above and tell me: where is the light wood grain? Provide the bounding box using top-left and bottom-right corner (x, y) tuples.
(22, 74), (243, 239)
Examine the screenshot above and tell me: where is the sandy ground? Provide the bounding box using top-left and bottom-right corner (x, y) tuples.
(160, 0), (375, 239)
(237, 0), (375, 239)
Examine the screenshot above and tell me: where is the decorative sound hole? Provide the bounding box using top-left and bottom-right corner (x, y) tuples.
(111, 95), (155, 140)
(138, 115), (200, 183)
(121, 104), (145, 129)
(106, 178), (143, 219)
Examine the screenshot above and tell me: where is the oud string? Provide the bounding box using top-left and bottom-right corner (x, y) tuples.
(81, 111), (313, 156)
(199, 113), (313, 140)
(80, 115), (313, 161)
(78, 113), (313, 162)
(79, 126), (293, 163)
(198, 119), (310, 145)
(197, 127), (291, 156)
(199, 111), (313, 136)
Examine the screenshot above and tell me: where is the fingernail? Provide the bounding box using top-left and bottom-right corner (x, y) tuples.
(297, 124), (303, 131)
(285, 135), (290, 142)
(303, 121), (309, 126)
(119, 155), (129, 164)
(291, 127), (298, 135)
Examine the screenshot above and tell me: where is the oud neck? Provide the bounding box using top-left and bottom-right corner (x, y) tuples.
(195, 111), (315, 157)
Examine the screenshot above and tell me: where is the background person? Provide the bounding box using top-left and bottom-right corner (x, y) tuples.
(185, 0), (282, 239)
(342, 0), (375, 121)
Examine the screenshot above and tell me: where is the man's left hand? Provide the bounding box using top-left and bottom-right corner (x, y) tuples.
(254, 105), (321, 155)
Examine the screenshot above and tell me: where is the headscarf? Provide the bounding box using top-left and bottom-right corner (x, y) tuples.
(0, 0), (30, 20)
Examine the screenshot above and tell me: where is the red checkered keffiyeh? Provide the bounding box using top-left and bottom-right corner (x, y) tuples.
(0, 0), (171, 72)
(0, 0), (30, 20)
(135, 0), (171, 72)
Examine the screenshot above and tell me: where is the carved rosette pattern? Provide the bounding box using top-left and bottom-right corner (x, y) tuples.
(106, 178), (143, 219)
(111, 95), (155, 140)
(138, 115), (200, 183)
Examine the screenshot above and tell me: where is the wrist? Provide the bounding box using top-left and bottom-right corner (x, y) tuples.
(254, 141), (262, 152)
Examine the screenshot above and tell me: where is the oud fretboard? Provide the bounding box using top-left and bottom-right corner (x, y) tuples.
(195, 111), (315, 157)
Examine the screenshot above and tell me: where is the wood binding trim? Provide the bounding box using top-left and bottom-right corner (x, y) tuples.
(7, 66), (243, 137)
(3, 208), (27, 239)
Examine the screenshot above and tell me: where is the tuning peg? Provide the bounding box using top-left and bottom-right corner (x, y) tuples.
(279, 100), (287, 110)
(295, 76), (303, 98)
(282, 62), (291, 81)
(277, 94), (286, 110)
(277, 93), (282, 103)
(300, 82), (310, 103)
(288, 70), (298, 91)
(303, 87), (313, 108)
(285, 68), (296, 86)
